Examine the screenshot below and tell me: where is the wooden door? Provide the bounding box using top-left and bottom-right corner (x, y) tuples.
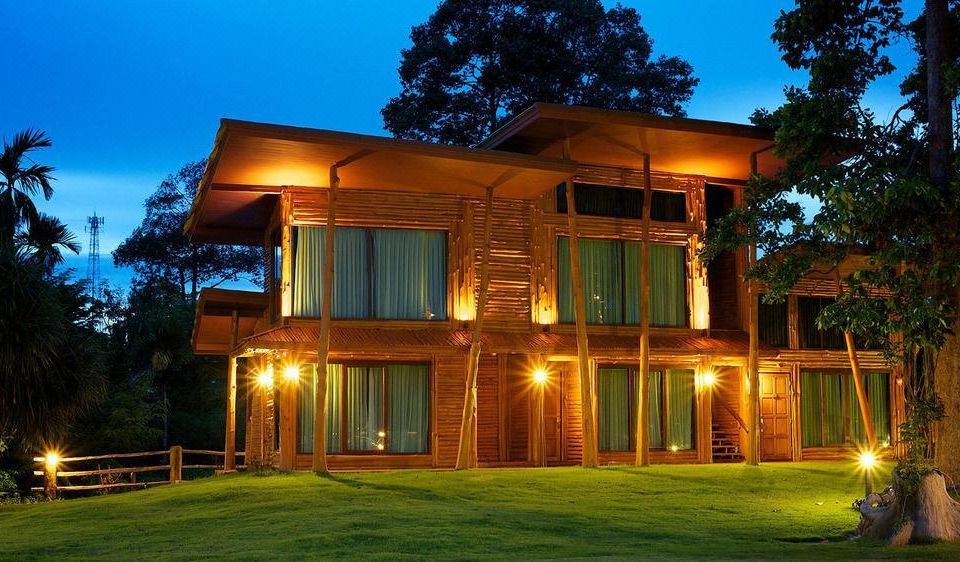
(759, 374), (791, 461)
(543, 377), (563, 463)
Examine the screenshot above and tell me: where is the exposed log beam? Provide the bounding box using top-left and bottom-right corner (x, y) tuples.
(224, 310), (239, 472)
(636, 153), (652, 467)
(745, 152), (761, 466)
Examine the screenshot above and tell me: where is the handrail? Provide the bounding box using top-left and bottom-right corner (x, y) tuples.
(713, 393), (750, 434)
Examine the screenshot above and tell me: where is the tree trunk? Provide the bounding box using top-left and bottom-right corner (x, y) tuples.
(934, 328), (960, 480)
(926, 0), (953, 190)
(859, 471), (960, 544)
(844, 331), (878, 448)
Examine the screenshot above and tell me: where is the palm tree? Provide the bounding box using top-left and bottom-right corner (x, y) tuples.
(0, 129), (55, 249)
(16, 213), (81, 274)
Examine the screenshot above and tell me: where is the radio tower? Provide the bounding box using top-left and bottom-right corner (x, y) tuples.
(85, 213), (105, 299)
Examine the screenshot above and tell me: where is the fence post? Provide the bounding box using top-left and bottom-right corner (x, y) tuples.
(44, 459), (58, 500)
(169, 446), (183, 484)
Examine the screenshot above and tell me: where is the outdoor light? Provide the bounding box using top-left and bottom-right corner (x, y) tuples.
(283, 365), (301, 383)
(701, 372), (716, 387)
(858, 450), (877, 471)
(44, 451), (60, 470)
(669, 444), (679, 453)
(256, 365), (275, 389)
(532, 368), (549, 384)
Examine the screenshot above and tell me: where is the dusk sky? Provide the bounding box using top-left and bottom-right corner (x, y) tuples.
(2, 0), (922, 289)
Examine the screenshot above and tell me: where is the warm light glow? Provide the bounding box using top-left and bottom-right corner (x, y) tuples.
(669, 444), (679, 453)
(859, 450), (878, 471)
(283, 365), (301, 383)
(532, 368), (549, 384)
(44, 452), (60, 470)
(376, 443), (385, 451)
(256, 365), (275, 389)
(701, 372), (717, 387)
(377, 431), (386, 438)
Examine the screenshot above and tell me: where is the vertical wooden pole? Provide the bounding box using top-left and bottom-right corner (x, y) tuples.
(563, 142), (598, 468)
(456, 186), (495, 470)
(530, 382), (545, 467)
(169, 445), (183, 483)
(312, 165), (339, 474)
(224, 310), (239, 472)
(279, 359), (297, 471)
(635, 153), (652, 467)
(43, 460), (58, 500)
(745, 153), (761, 466)
(845, 331), (878, 447)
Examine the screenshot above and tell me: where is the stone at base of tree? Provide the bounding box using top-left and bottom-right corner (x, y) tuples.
(858, 471), (960, 545)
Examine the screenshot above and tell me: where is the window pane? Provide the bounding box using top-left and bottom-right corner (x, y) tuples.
(298, 364), (341, 454)
(346, 367), (384, 451)
(557, 237), (623, 324)
(666, 369), (695, 450)
(800, 372), (822, 447)
(759, 298), (789, 347)
(556, 183), (643, 218)
(798, 297), (845, 349)
(650, 245), (686, 327)
(651, 191), (686, 222)
(373, 229), (447, 320)
(869, 373), (891, 446)
(822, 374), (844, 445)
(291, 226), (369, 318)
(648, 370), (664, 448)
(598, 368), (630, 451)
(386, 365), (429, 453)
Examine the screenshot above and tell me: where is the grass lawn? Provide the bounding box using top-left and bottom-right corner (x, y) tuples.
(2, 461), (959, 560)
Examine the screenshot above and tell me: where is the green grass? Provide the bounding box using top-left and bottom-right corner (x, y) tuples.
(2, 462), (958, 560)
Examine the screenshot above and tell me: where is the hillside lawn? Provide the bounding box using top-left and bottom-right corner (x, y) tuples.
(2, 461), (960, 560)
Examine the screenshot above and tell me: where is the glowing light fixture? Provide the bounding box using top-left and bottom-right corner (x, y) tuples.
(532, 368), (549, 384)
(44, 452), (60, 470)
(858, 450), (877, 471)
(256, 365), (275, 389)
(669, 444), (679, 453)
(701, 372), (717, 387)
(283, 365), (301, 383)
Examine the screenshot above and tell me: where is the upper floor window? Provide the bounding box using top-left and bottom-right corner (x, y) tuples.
(556, 182), (686, 222)
(291, 226), (447, 320)
(557, 237), (686, 326)
(758, 296), (788, 347)
(798, 296), (845, 349)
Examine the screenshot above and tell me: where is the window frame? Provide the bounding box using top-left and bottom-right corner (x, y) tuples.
(799, 369), (892, 448)
(556, 182), (688, 223)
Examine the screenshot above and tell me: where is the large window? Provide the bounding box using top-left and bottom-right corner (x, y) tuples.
(596, 366), (696, 452)
(291, 226), (447, 320)
(298, 363), (430, 454)
(800, 371), (891, 448)
(556, 183), (687, 222)
(758, 296), (788, 347)
(798, 296), (846, 349)
(557, 238), (686, 326)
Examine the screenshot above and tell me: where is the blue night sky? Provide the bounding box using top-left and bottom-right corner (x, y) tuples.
(2, 0), (922, 289)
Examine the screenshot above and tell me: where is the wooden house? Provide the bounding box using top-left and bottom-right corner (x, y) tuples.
(187, 103), (905, 471)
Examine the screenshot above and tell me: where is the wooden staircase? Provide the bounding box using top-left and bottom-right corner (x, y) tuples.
(711, 421), (743, 463)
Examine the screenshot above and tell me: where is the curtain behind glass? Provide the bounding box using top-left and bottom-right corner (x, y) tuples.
(629, 369), (664, 448)
(373, 229), (446, 320)
(297, 364), (341, 454)
(800, 372), (822, 447)
(650, 245), (686, 327)
(849, 374), (867, 445)
(557, 237), (623, 324)
(598, 368), (630, 451)
(387, 365), (429, 453)
(292, 227), (323, 317)
(822, 374), (844, 445)
(869, 373), (891, 445)
(667, 369), (695, 449)
(291, 226), (369, 318)
(624, 242), (641, 324)
(346, 367), (384, 451)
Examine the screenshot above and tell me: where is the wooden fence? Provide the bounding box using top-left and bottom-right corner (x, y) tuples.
(32, 447), (245, 498)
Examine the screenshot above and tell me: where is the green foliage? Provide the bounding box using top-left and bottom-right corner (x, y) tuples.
(0, 129), (55, 246)
(382, 0), (698, 145)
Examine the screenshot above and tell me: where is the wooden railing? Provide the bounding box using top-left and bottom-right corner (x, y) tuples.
(32, 447), (245, 498)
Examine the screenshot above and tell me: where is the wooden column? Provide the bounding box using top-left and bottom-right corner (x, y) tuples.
(745, 153), (761, 466)
(224, 310), (239, 472)
(563, 147), (598, 468)
(312, 165), (340, 473)
(635, 153), (652, 466)
(43, 459), (58, 500)
(697, 362), (714, 464)
(845, 331), (878, 447)
(530, 381), (545, 467)
(279, 359), (298, 471)
(456, 186), (495, 470)
(169, 446), (183, 483)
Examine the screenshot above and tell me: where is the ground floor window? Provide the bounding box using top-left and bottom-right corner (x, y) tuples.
(298, 363), (430, 454)
(597, 366), (696, 452)
(800, 371), (891, 448)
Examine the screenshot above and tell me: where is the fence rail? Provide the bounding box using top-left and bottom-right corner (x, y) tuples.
(32, 446), (246, 498)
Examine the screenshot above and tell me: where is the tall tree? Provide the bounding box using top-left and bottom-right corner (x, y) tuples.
(382, 0), (698, 145)
(703, 0), (960, 544)
(113, 161), (261, 302)
(0, 129), (55, 248)
(16, 213), (81, 274)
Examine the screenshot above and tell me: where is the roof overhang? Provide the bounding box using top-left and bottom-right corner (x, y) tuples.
(192, 288), (269, 355)
(185, 119), (578, 244)
(481, 103), (784, 181)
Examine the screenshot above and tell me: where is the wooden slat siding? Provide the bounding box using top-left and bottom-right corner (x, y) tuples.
(508, 355), (531, 462)
(434, 353), (468, 468)
(476, 353), (501, 463)
(561, 361), (584, 464)
(473, 198), (533, 330)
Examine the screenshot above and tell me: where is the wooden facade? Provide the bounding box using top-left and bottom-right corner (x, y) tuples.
(189, 105), (906, 471)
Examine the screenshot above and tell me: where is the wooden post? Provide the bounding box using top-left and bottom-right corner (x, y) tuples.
(845, 331), (878, 447)
(279, 359), (297, 471)
(635, 153), (652, 467)
(563, 142), (598, 468)
(530, 381), (545, 467)
(224, 310), (239, 472)
(456, 186), (495, 470)
(169, 446), (183, 483)
(312, 165), (339, 474)
(745, 152), (761, 466)
(43, 459), (58, 500)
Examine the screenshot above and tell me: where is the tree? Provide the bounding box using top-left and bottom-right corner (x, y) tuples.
(703, 0), (960, 544)
(16, 213), (81, 274)
(113, 161), (261, 302)
(0, 129), (55, 247)
(382, 0), (698, 146)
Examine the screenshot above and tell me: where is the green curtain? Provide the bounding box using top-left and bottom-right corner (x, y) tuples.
(632, 370), (664, 449)
(649, 244), (686, 327)
(624, 242), (641, 324)
(667, 369), (695, 450)
(291, 226), (369, 318)
(800, 372), (822, 447)
(557, 237), (623, 324)
(848, 375), (867, 445)
(373, 229), (447, 320)
(387, 365), (429, 453)
(869, 373), (891, 446)
(346, 367), (384, 451)
(822, 374), (844, 445)
(598, 368), (630, 451)
(297, 364), (341, 454)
